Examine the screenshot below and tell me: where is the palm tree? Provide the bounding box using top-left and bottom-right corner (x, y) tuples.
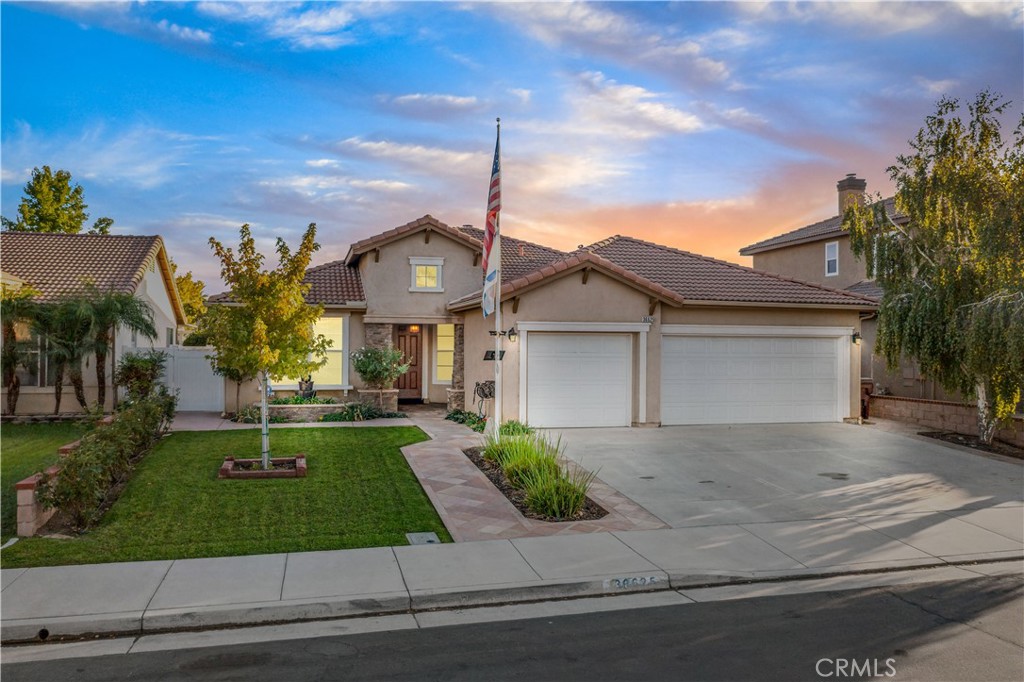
(1, 285), (38, 414)
(80, 285), (157, 410)
(31, 300), (92, 413)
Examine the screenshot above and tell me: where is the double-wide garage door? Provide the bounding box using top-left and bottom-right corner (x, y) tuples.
(661, 335), (840, 425)
(526, 333), (632, 428)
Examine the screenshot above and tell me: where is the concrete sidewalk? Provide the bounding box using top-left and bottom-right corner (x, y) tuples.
(3, 511), (1021, 643)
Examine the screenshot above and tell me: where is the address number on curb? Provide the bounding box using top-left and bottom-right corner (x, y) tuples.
(604, 576), (661, 590)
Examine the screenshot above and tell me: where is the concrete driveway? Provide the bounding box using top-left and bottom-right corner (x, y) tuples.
(556, 423), (1024, 529)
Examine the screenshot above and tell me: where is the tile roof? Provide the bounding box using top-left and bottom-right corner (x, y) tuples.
(845, 279), (884, 301)
(740, 197), (900, 255)
(208, 259), (365, 306)
(589, 235), (876, 307)
(1, 232), (163, 301)
(345, 215), (481, 265)
(456, 225), (567, 281)
(448, 250), (686, 310)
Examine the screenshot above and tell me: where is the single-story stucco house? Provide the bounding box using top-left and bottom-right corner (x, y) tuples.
(212, 215), (877, 428)
(0, 232), (187, 415)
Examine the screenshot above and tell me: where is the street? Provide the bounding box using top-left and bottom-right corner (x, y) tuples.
(3, 574), (1021, 682)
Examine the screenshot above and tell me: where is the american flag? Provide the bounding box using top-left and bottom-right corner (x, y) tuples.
(482, 122), (501, 317)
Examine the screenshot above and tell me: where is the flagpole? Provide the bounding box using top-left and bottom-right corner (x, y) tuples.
(492, 119), (503, 435)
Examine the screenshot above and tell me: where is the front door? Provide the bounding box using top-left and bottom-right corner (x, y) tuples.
(394, 325), (422, 400)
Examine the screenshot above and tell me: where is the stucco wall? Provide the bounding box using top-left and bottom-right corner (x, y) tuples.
(461, 269), (864, 426)
(360, 231), (480, 321)
(751, 235), (868, 290)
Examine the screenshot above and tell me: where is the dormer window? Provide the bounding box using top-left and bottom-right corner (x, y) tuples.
(410, 256), (444, 292)
(825, 241), (839, 277)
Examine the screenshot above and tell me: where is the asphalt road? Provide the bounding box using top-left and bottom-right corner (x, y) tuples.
(3, 575), (1022, 682)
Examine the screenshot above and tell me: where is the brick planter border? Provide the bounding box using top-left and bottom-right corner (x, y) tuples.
(218, 455), (307, 479)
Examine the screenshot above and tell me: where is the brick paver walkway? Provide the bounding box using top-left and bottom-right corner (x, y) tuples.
(401, 406), (669, 542)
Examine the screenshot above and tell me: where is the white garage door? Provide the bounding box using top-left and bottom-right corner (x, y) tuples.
(526, 333), (632, 428)
(662, 335), (839, 425)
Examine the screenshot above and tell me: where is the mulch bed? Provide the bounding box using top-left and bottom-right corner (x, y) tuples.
(463, 446), (607, 522)
(918, 431), (1024, 460)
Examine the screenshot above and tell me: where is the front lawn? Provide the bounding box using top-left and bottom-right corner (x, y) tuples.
(0, 426), (450, 568)
(1, 423), (87, 542)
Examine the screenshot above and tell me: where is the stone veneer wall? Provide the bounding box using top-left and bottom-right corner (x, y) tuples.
(870, 395), (1024, 448)
(364, 323), (394, 349)
(447, 323), (466, 412)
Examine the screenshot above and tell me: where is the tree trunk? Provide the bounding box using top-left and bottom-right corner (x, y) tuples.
(95, 344), (108, 411)
(975, 381), (998, 445)
(5, 375), (19, 415)
(235, 380), (241, 417)
(260, 369), (271, 469)
(69, 363), (89, 410)
(53, 362), (66, 414)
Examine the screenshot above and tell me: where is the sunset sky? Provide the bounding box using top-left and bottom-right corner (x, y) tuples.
(2, 1), (1021, 287)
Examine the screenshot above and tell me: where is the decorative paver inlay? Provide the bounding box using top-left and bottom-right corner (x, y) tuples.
(400, 410), (669, 542)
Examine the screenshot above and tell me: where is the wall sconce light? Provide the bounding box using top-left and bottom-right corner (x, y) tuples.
(852, 331), (862, 345)
(507, 326), (518, 343)
(408, 324), (421, 333)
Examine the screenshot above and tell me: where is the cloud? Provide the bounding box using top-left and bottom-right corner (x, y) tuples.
(334, 137), (481, 169)
(508, 88), (532, 105)
(1, 123), (210, 191)
(486, 2), (730, 87)
(196, 1), (394, 49)
(914, 76), (959, 97)
(155, 19), (212, 43)
(377, 92), (487, 119)
(305, 159), (340, 168)
(570, 71), (706, 140)
(741, 1), (1023, 34)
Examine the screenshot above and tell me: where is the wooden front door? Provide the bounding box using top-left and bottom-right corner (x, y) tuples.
(394, 325), (422, 400)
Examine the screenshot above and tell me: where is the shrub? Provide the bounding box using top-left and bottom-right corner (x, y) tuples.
(235, 404), (262, 423)
(321, 403), (405, 422)
(114, 350), (168, 401)
(38, 390), (178, 530)
(269, 395), (336, 405)
(498, 420), (534, 437)
(350, 346), (409, 390)
(446, 409), (486, 432)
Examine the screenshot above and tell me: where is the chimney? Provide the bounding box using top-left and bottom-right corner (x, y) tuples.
(837, 173), (867, 215)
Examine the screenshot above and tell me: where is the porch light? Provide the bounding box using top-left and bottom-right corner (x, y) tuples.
(507, 326), (518, 343)
(409, 325), (421, 333)
(852, 331), (862, 344)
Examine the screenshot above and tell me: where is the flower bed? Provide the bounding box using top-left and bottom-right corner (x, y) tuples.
(219, 455), (307, 479)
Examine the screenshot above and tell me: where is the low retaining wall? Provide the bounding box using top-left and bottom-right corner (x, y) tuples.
(869, 395), (1024, 448)
(15, 466), (61, 537)
(266, 404), (342, 421)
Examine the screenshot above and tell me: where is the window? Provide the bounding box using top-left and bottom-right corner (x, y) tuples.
(281, 316), (347, 388)
(825, 241), (839, 277)
(166, 327), (175, 347)
(409, 257), (444, 292)
(11, 334), (56, 387)
(435, 324), (455, 384)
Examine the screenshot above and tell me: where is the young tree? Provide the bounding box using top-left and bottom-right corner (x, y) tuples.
(1, 166), (113, 234)
(206, 224), (329, 468)
(845, 91), (1024, 444)
(1, 284), (38, 414)
(32, 299), (93, 413)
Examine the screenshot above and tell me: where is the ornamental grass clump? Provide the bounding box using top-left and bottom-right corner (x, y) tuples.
(482, 428), (597, 519)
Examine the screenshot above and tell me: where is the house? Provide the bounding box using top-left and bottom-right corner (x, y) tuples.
(0, 232), (187, 414)
(739, 175), (957, 402)
(212, 215), (877, 427)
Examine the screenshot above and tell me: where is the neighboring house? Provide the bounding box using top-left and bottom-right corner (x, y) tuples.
(739, 175), (957, 402)
(0, 232), (187, 414)
(212, 215), (876, 427)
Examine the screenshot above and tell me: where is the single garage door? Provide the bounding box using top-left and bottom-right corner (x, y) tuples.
(526, 333), (632, 428)
(661, 335), (839, 425)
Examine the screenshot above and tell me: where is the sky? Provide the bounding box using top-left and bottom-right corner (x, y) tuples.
(2, 1), (1022, 288)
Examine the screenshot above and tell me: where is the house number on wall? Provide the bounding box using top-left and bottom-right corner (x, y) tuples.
(605, 575), (661, 590)
(641, 316), (655, 323)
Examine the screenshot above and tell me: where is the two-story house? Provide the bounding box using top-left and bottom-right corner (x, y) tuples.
(215, 215), (877, 428)
(739, 175), (956, 401)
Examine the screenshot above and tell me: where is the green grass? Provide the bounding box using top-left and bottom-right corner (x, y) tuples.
(0, 426), (450, 568)
(1, 423), (87, 541)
